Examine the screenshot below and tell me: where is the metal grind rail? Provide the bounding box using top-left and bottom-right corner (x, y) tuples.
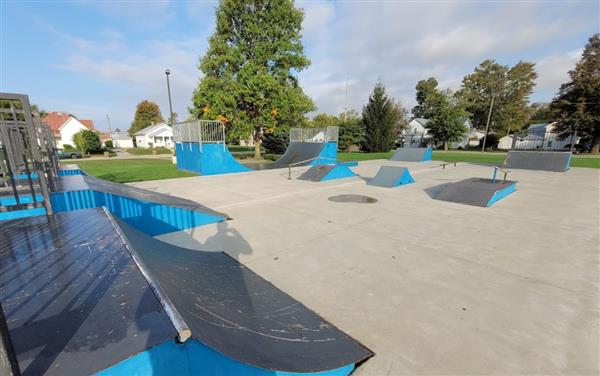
(492, 166), (510, 183)
(287, 156), (337, 179)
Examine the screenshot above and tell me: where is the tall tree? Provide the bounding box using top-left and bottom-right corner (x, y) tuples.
(412, 77), (440, 118)
(129, 100), (164, 136)
(551, 34), (600, 153)
(361, 82), (406, 152)
(425, 91), (469, 150)
(191, 0), (314, 158)
(457, 59), (537, 134)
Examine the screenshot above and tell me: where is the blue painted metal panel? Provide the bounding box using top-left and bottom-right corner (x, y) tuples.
(0, 194), (44, 206)
(311, 142), (338, 165)
(321, 165), (357, 181)
(14, 172), (39, 180)
(397, 169), (415, 186)
(176, 142), (250, 175)
(339, 160), (358, 167)
(0, 207), (46, 221)
(486, 183), (517, 207)
(97, 339), (355, 376)
(50, 189), (225, 236)
(58, 168), (85, 176)
(422, 147), (433, 161)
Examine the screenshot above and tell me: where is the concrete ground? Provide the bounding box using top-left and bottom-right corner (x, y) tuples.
(131, 160), (600, 375)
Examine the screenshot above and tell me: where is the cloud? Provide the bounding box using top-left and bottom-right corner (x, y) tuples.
(535, 49), (582, 93)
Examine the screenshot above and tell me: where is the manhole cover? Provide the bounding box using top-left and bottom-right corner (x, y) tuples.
(328, 194), (378, 204)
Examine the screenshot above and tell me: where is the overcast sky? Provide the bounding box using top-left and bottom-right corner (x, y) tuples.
(1, 1), (598, 131)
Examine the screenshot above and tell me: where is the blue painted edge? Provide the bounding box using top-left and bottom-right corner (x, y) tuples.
(0, 194), (44, 206)
(565, 152), (573, 171)
(321, 165), (357, 182)
(486, 182), (517, 207)
(422, 148), (433, 161)
(339, 161), (358, 167)
(96, 339), (355, 376)
(310, 142), (338, 166)
(394, 169), (415, 187)
(14, 172), (39, 180)
(0, 207), (47, 221)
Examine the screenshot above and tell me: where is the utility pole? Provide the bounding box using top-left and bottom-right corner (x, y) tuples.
(106, 114), (112, 134)
(165, 69), (174, 125)
(481, 94), (495, 152)
(343, 78), (349, 123)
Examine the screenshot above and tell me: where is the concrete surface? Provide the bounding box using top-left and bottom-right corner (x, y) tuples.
(131, 160), (600, 375)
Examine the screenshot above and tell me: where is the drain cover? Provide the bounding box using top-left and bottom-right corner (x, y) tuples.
(328, 194), (378, 204)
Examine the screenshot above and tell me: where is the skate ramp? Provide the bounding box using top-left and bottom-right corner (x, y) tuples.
(432, 178), (517, 207)
(389, 147), (432, 162)
(503, 150), (571, 172)
(368, 166), (415, 188)
(0, 208), (372, 375)
(116, 218), (373, 373)
(298, 164), (357, 182)
(176, 143), (251, 175)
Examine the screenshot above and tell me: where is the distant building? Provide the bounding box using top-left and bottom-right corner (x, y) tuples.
(109, 132), (134, 149)
(498, 122), (576, 150)
(42, 112), (95, 148)
(403, 117), (475, 149)
(134, 123), (173, 148)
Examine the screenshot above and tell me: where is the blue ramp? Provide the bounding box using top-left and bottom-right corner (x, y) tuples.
(176, 143), (251, 175)
(298, 164), (357, 182)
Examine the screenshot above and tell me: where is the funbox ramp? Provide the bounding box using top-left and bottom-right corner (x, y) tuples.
(367, 166), (415, 188)
(433, 178), (517, 207)
(0, 208), (372, 376)
(503, 150), (572, 172)
(389, 147), (432, 162)
(298, 163), (357, 182)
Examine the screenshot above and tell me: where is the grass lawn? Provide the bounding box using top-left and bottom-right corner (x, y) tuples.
(339, 150), (600, 169)
(125, 147), (172, 155)
(62, 159), (196, 183)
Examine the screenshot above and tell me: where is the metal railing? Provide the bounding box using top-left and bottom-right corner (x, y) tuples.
(173, 120), (226, 151)
(440, 161), (457, 169)
(492, 166), (509, 183)
(289, 126), (339, 143)
(287, 156), (337, 180)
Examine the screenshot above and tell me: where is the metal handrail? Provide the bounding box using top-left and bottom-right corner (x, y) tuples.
(492, 166), (509, 183)
(287, 156), (337, 180)
(440, 161), (457, 169)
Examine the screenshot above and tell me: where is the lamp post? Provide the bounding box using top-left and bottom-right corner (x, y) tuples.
(165, 69), (174, 125)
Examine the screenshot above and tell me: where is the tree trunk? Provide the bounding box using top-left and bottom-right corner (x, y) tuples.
(444, 141), (448, 151)
(591, 133), (600, 154)
(254, 129), (262, 159)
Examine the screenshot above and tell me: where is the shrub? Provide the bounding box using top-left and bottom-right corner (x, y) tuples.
(73, 130), (102, 155)
(63, 144), (74, 150)
(104, 140), (113, 148)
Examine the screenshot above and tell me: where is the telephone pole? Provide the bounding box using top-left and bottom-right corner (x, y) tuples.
(481, 94), (495, 152)
(106, 114), (112, 134)
(343, 78), (349, 123)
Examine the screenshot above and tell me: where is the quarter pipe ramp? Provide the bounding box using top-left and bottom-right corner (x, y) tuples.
(503, 150), (572, 172)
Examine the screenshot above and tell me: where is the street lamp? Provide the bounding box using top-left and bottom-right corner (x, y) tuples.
(165, 69), (174, 125)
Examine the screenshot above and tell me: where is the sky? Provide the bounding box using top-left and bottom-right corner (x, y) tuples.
(1, 0), (598, 132)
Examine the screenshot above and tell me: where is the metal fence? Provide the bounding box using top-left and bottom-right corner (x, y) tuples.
(173, 120), (226, 151)
(402, 133), (431, 148)
(289, 126), (339, 143)
(501, 131), (578, 151)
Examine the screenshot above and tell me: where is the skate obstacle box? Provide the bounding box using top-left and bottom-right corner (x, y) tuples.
(298, 163), (357, 182)
(432, 167), (517, 207)
(389, 147), (432, 162)
(503, 150), (572, 172)
(367, 166), (415, 188)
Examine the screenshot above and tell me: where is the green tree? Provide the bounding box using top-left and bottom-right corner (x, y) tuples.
(529, 102), (552, 125)
(129, 100), (164, 136)
(361, 82), (406, 152)
(310, 113), (338, 128)
(191, 0), (314, 158)
(426, 91), (469, 150)
(412, 77), (440, 118)
(457, 59), (537, 134)
(338, 110), (365, 152)
(73, 130), (101, 155)
(551, 34), (600, 153)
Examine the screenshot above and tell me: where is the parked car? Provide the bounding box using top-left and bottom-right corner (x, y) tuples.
(58, 150), (82, 159)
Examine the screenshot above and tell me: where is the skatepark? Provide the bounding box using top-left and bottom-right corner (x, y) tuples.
(1, 101), (599, 375)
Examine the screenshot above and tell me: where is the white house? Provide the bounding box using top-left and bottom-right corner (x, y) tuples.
(498, 122), (575, 151)
(403, 117), (475, 149)
(134, 123), (174, 148)
(109, 132), (134, 149)
(42, 112), (95, 148)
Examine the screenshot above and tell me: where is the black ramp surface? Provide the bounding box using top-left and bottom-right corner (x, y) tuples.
(116, 218), (373, 372)
(0, 208), (177, 376)
(267, 142), (325, 169)
(434, 178), (515, 207)
(503, 150), (571, 172)
(298, 164), (335, 182)
(389, 148), (429, 162)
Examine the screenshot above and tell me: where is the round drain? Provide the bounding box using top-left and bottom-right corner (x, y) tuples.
(328, 194), (377, 204)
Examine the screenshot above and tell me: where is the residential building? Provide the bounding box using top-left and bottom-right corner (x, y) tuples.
(110, 132), (134, 149)
(42, 112), (95, 148)
(402, 117), (474, 149)
(134, 123), (174, 148)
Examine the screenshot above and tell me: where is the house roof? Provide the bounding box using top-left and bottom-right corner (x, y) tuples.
(412, 118), (430, 127)
(42, 112), (95, 135)
(135, 123), (169, 136)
